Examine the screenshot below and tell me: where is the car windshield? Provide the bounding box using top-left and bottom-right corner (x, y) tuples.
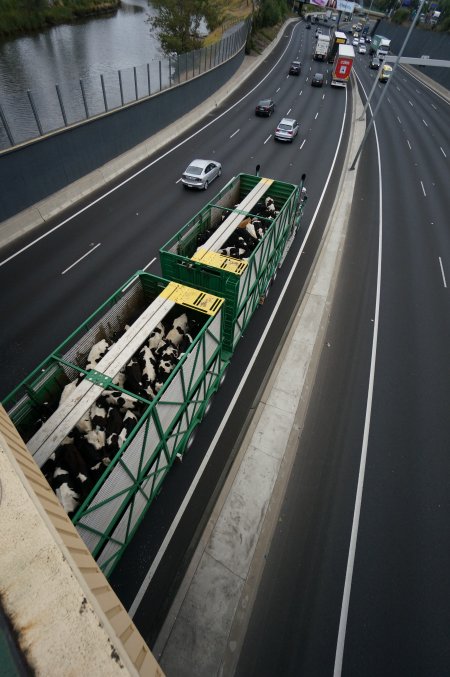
(259, 100), (271, 106)
(314, 75), (323, 80)
(279, 124), (292, 131)
(186, 165), (203, 175)
(292, 62), (300, 66)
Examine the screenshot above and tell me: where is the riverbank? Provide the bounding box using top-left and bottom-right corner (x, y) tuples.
(0, 0), (120, 39)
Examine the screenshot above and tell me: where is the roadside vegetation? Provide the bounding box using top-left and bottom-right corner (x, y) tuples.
(0, 0), (120, 39)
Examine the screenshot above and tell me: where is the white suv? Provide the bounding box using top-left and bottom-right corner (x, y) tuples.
(274, 118), (299, 142)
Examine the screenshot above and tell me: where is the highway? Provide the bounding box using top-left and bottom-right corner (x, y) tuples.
(234, 46), (450, 676)
(0, 20), (353, 647)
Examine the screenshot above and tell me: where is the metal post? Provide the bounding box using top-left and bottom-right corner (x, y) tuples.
(198, 49), (201, 74)
(100, 75), (108, 112)
(79, 79), (89, 118)
(134, 66), (138, 99)
(55, 84), (68, 125)
(186, 52), (189, 81)
(27, 89), (43, 135)
(118, 70), (124, 106)
(147, 63), (151, 95)
(159, 60), (162, 91)
(177, 55), (180, 83)
(169, 56), (172, 87)
(351, 0), (426, 169)
(0, 102), (15, 146)
(204, 47), (207, 72)
(192, 51), (195, 78)
(209, 44), (212, 69)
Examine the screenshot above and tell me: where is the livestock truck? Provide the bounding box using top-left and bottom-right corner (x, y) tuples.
(331, 44), (355, 88)
(370, 34), (391, 58)
(314, 34), (331, 61)
(3, 172), (304, 578)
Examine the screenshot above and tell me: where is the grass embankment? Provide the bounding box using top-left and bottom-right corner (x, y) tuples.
(0, 0), (120, 39)
(204, 0), (293, 54)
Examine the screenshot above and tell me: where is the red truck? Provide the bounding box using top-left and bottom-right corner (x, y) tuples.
(331, 44), (355, 88)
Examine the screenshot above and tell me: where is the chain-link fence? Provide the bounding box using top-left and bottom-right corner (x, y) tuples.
(0, 19), (250, 151)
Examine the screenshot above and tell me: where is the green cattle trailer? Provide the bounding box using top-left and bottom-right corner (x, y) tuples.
(3, 272), (226, 577)
(160, 174), (301, 353)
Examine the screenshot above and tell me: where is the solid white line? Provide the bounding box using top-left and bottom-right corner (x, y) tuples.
(0, 23), (302, 270)
(287, 108), (292, 116)
(441, 147), (447, 158)
(61, 243), (101, 275)
(128, 78), (351, 621)
(315, 112), (319, 119)
(420, 180), (426, 197)
(407, 139), (412, 150)
(399, 65), (450, 107)
(422, 119), (428, 128)
(264, 135), (272, 145)
(142, 257), (156, 271)
(439, 257), (447, 288)
(229, 128), (240, 139)
(175, 178), (182, 184)
(300, 139), (306, 149)
(334, 73), (383, 676)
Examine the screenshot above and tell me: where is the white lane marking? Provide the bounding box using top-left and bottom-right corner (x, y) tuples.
(422, 119), (428, 128)
(306, 77), (309, 82)
(420, 180), (426, 196)
(287, 108), (292, 115)
(387, 97), (391, 104)
(397, 116), (401, 124)
(409, 100), (414, 107)
(334, 72), (383, 677)
(407, 139), (412, 150)
(396, 86), (400, 91)
(439, 257), (447, 288)
(440, 147), (447, 158)
(0, 22), (302, 269)
(276, 87), (281, 92)
(299, 90), (303, 96)
(286, 74), (290, 79)
(142, 257), (156, 271)
(128, 76), (350, 622)
(399, 64), (450, 106)
(322, 94), (325, 100)
(310, 65), (312, 71)
(300, 139), (306, 149)
(416, 88), (420, 94)
(229, 128), (240, 139)
(121, 259), (156, 292)
(61, 243), (101, 275)
(264, 135), (272, 144)
(176, 178), (182, 184)
(315, 112), (319, 119)
(431, 103), (437, 110)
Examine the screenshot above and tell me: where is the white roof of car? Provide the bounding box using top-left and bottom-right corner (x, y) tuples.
(188, 159), (211, 169)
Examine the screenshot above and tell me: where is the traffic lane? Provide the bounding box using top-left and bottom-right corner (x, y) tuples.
(235, 126), (380, 677)
(110, 90), (353, 641)
(341, 84), (450, 674)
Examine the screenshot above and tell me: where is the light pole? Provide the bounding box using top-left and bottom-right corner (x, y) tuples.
(350, 0), (426, 170)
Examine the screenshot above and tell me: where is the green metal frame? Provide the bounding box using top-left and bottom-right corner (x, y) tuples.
(159, 174), (301, 353)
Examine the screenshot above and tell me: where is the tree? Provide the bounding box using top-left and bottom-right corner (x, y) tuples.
(149, 0), (224, 54)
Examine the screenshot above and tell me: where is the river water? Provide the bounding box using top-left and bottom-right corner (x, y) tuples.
(0, 0), (176, 146)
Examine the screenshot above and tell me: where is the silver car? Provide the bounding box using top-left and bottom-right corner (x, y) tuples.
(181, 159), (222, 190)
(274, 118), (299, 142)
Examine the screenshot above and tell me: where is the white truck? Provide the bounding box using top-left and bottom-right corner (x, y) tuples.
(314, 34), (331, 61)
(371, 34), (391, 59)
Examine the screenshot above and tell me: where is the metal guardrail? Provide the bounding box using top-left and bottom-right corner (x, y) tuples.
(0, 19), (250, 151)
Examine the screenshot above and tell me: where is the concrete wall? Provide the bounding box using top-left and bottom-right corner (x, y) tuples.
(375, 20), (450, 90)
(0, 48), (245, 224)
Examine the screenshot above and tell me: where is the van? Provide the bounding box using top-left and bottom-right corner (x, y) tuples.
(379, 64), (392, 82)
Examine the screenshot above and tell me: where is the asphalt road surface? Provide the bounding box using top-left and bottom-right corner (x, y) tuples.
(234, 50), (450, 676)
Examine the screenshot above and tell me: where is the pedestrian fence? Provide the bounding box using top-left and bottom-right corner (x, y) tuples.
(0, 19), (250, 151)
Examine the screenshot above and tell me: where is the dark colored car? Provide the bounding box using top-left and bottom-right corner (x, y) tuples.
(369, 57), (380, 69)
(306, 23), (311, 29)
(311, 72), (324, 87)
(289, 60), (302, 75)
(255, 98), (275, 117)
